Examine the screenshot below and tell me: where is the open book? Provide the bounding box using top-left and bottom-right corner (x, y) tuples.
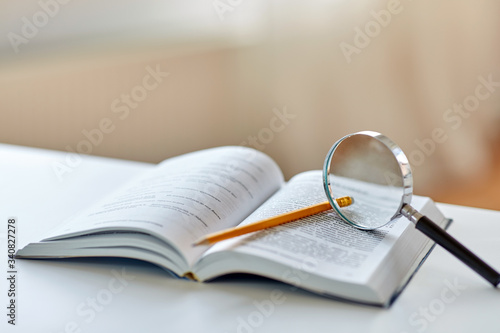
(17, 146), (449, 307)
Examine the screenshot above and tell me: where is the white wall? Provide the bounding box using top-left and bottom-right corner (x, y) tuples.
(1, 0), (499, 196)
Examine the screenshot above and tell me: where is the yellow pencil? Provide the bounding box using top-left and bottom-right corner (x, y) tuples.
(192, 196), (353, 246)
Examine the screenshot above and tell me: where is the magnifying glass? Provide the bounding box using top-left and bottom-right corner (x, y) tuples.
(323, 130), (500, 287)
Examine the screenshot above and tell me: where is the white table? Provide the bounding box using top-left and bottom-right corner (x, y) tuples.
(1, 144), (499, 333)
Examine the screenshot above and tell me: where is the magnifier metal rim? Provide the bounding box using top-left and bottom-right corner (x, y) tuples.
(322, 130), (413, 229)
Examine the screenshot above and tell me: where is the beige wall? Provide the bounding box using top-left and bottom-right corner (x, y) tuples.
(1, 0), (500, 199)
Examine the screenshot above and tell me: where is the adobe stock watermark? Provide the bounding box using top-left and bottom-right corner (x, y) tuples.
(51, 64), (169, 182)
(236, 257), (317, 333)
(212, 0), (244, 21)
(406, 277), (467, 333)
(383, 73), (499, 186)
(407, 73), (499, 168)
(7, 0), (72, 54)
(240, 106), (296, 151)
(59, 268), (135, 333)
(340, 0), (405, 64)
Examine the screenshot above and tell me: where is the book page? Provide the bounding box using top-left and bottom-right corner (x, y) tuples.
(43, 146), (284, 266)
(199, 170), (413, 283)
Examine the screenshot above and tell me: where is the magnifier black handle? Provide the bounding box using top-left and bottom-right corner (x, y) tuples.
(415, 216), (500, 287)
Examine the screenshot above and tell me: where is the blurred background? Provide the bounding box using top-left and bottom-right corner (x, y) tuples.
(1, 0), (499, 209)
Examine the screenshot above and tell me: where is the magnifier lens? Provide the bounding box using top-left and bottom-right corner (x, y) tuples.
(323, 132), (410, 229)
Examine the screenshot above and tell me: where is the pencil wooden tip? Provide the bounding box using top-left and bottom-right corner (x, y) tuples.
(192, 238), (209, 247)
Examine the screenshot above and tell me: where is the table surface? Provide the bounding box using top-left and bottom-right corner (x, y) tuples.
(1, 143), (499, 333)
